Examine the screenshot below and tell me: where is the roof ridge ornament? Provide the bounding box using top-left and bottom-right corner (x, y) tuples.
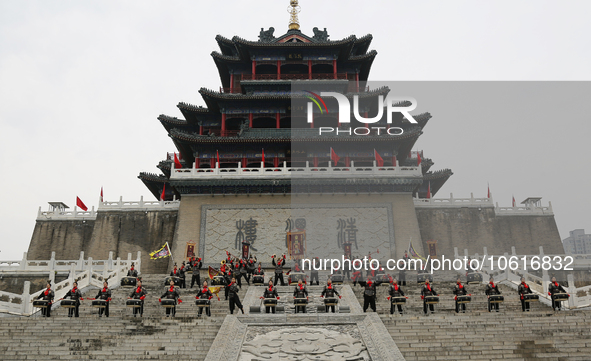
(288, 0), (301, 31)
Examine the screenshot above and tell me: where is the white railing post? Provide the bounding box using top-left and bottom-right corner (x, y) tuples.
(463, 249), (469, 258)
(136, 251), (142, 274)
(22, 281), (31, 314)
(453, 247), (459, 259)
(107, 251), (113, 271)
(20, 252), (28, 271)
(511, 246), (516, 256)
(567, 273), (576, 308)
(88, 257), (93, 276)
(69, 263), (76, 285)
(78, 251), (84, 270)
(116, 257), (121, 271)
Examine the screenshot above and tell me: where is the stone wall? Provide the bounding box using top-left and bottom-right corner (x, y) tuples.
(27, 210), (177, 274)
(170, 193), (424, 269)
(416, 207), (564, 257)
(27, 220), (95, 260)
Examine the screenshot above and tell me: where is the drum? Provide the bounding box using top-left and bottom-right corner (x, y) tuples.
(391, 297), (406, 305)
(489, 295), (504, 303)
(164, 276), (180, 286)
(294, 298), (308, 305)
(417, 273), (433, 283)
(263, 298), (278, 307)
(120, 277), (137, 288)
(60, 300), (77, 308)
(524, 294), (539, 302)
(331, 274), (344, 285)
(377, 274), (391, 286)
(425, 296), (440, 304)
(211, 275), (226, 287)
(252, 275), (265, 286)
(126, 299), (142, 308)
(33, 300), (49, 308)
(195, 299), (211, 308)
(324, 297), (338, 306)
(457, 295), (472, 304)
(552, 293), (569, 302)
(92, 300), (108, 308)
(161, 299), (176, 308)
(289, 272), (306, 285)
(467, 273), (483, 284)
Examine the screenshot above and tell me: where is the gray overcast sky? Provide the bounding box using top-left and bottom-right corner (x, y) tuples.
(1, 0), (590, 260)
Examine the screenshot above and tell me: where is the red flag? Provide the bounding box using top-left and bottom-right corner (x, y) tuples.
(174, 153), (182, 169)
(487, 183), (491, 198)
(100, 187), (103, 203)
(262, 148), (265, 168)
(160, 184), (166, 201)
(216, 150), (220, 167)
(76, 197), (88, 211)
(417, 151), (422, 166)
(374, 149), (384, 167)
(512, 196), (516, 207)
(427, 182), (431, 199)
(330, 147), (340, 165)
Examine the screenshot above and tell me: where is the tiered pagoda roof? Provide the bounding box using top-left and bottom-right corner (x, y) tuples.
(139, 25), (453, 200)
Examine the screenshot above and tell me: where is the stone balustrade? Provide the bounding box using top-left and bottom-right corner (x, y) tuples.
(415, 193), (554, 215)
(170, 161), (423, 180)
(454, 246), (590, 309)
(99, 196), (180, 211)
(0, 251), (140, 316)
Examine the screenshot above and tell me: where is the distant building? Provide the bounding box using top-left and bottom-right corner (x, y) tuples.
(563, 229), (591, 254)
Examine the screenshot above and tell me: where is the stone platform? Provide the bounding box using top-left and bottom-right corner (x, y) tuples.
(204, 285), (405, 361)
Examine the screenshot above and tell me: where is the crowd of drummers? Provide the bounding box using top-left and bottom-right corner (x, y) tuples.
(32, 251), (571, 318)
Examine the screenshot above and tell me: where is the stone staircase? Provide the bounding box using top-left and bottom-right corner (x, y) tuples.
(0, 273), (247, 360)
(349, 270), (591, 360)
(2, 271), (591, 360)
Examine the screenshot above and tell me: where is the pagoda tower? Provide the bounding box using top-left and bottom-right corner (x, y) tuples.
(138, 1), (453, 261)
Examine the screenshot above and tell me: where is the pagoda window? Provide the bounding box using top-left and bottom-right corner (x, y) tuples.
(255, 63), (277, 75)
(311, 62), (333, 74)
(225, 116), (244, 131)
(281, 63), (308, 75)
(314, 115), (338, 128)
(290, 115), (308, 129)
(279, 116), (291, 129)
(251, 116), (276, 129)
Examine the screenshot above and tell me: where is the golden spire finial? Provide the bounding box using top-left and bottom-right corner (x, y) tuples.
(288, 0), (301, 31)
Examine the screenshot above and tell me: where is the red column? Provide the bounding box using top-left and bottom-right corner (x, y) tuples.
(345, 155), (350, 167)
(333, 59), (337, 79)
(392, 155), (397, 167)
(276, 113), (280, 129)
(313, 156), (319, 167)
(210, 158), (215, 168)
(252, 60), (256, 77)
(356, 72), (360, 92)
(308, 60), (312, 79)
(274, 156), (279, 168)
(230, 73), (234, 93)
(195, 158), (199, 169)
(221, 113), (226, 135)
(242, 157), (247, 168)
(249, 113), (253, 128)
(199, 125), (203, 135)
(277, 60), (281, 80)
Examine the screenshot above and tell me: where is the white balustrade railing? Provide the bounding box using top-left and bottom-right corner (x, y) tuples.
(414, 193), (494, 208)
(37, 206), (97, 221)
(99, 196), (180, 211)
(170, 161), (423, 180)
(0, 251), (140, 316)
(415, 193), (553, 215)
(454, 246), (589, 309)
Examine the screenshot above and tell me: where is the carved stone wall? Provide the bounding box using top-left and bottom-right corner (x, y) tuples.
(201, 205), (392, 264)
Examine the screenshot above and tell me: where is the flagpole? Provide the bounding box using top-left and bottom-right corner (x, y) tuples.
(166, 242), (174, 265)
